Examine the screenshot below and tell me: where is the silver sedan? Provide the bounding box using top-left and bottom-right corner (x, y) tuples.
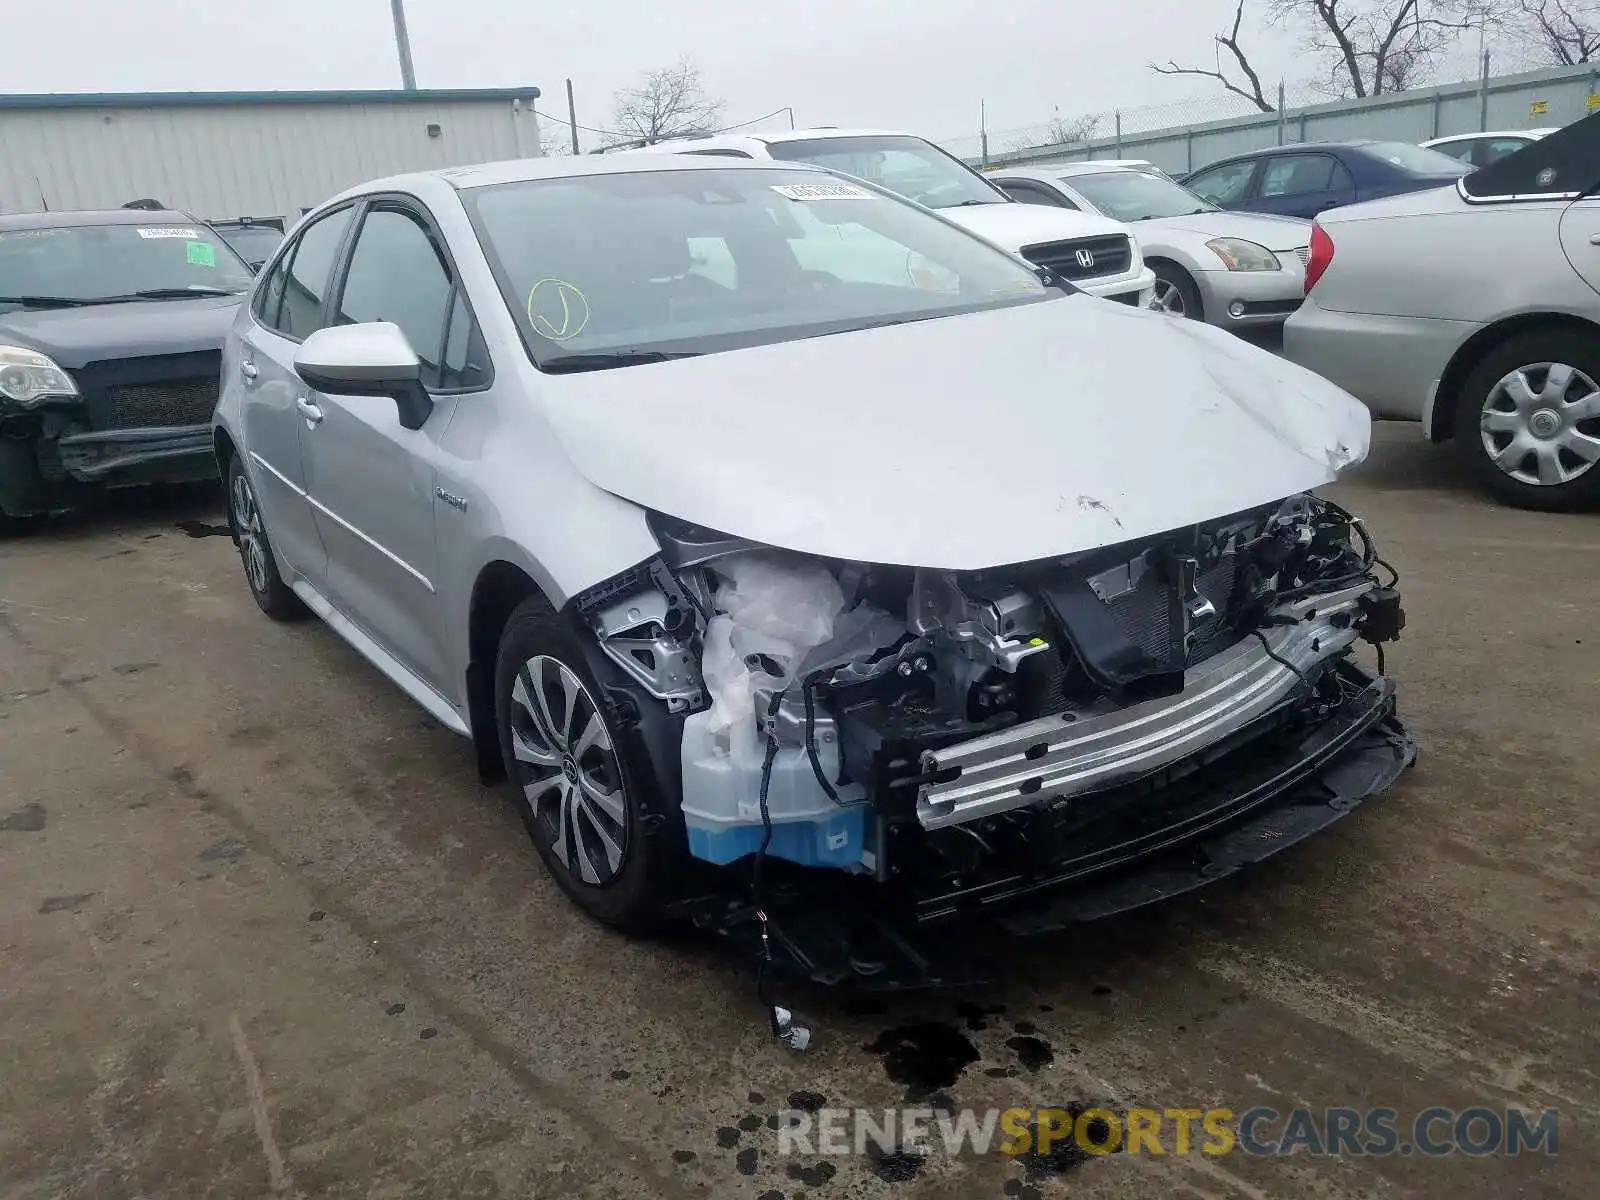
(987, 163), (1311, 328)
(1285, 115), (1600, 511)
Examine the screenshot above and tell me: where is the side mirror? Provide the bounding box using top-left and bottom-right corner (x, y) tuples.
(294, 322), (434, 431)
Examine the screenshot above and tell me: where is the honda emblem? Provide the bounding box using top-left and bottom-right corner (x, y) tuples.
(1075, 248), (1096, 269)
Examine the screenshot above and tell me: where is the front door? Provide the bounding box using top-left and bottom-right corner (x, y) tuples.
(237, 203), (357, 585)
(296, 201), (464, 694)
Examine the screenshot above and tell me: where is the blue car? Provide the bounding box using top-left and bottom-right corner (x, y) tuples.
(1179, 140), (1469, 220)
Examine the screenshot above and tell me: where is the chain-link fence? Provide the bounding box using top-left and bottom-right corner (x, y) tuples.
(933, 54), (1588, 167)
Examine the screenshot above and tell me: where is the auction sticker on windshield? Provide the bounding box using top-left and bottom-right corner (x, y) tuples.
(136, 227), (200, 239)
(770, 183), (875, 201)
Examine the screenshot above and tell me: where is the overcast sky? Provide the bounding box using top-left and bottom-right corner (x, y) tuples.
(9, 0), (1326, 146)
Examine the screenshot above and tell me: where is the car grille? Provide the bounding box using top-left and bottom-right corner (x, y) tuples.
(71, 351), (223, 432)
(100, 378), (220, 430)
(1020, 234), (1133, 282)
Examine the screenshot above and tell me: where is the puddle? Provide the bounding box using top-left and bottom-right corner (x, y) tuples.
(176, 520), (232, 539)
(863, 1022), (980, 1100)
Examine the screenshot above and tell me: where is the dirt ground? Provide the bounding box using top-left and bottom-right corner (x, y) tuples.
(1, 422), (1595, 1199)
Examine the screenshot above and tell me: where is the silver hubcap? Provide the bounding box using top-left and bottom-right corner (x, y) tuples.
(1151, 279), (1187, 317)
(1480, 361), (1600, 487)
(231, 472), (270, 595)
(509, 655), (628, 886)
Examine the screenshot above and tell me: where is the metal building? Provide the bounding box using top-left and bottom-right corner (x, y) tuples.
(0, 87), (544, 224)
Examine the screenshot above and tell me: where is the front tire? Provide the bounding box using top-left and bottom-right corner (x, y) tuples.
(493, 597), (674, 931)
(1150, 263), (1203, 321)
(226, 455), (307, 619)
(1453, 329), (1600, 512)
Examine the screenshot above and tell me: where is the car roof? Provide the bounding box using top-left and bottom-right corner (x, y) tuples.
(324, 151), (832, 204)
(616, 127), (936, 154)
(1188, 140), (1384, 170)
(0, 208), (199, 231)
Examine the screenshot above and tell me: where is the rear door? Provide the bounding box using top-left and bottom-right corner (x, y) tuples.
(1559, 196), (1600, 302)
(296, 196), (491, 694)
(236, 204), (357, 586)
(1250, 153), (1357, 218)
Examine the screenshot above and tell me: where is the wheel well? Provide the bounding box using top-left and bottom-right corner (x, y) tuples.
(1431, 313), (1600, 442)
(213, 426), (236, 475)
(466, 560), (544, 783)
(1143, 256), (1201, 319)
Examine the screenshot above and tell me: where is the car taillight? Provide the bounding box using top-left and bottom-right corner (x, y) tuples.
(1304, 223), (1334, 295)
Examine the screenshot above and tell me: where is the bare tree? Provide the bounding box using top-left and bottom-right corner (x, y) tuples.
(1046, 112), (1104, 143)
(540, 126), (574, 156)
(607, 58), (727, 146)
(1515, 0), (1600, 62)
(1277, 0), (1495, 96)
(1150, 0), (1276, 112)
(1152, 0), (1493, 105)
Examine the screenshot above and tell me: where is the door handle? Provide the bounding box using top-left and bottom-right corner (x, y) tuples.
(239, 360), (259, 383)
(296, 395), (324, 426)
(1589, 233), (1600, 245)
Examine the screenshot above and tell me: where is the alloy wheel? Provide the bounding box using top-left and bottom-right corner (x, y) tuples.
(231, 470), (270, 595)
(508, 655), (629, 886)
(1150, 278), (1187, 317)
(1479, 361), (1600, 488)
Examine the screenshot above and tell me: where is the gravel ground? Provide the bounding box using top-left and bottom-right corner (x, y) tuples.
(1, 422), (1595, 1199)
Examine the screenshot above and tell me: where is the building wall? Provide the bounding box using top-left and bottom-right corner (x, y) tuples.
(0, 93), (542, 222)
(971, 63), (1600, 176)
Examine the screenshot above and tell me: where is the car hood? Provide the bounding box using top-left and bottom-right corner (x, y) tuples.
(0, 294), (241, 369)
(937, 201), (1132, 251)
(1140, 209), (1311, 252)
(539, 297), (1371, 570)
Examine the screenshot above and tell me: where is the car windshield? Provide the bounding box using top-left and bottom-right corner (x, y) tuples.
(213, 225), (284, 267)
(764, 134), (1008, 209)
(1364, 141), (1471, 176)
(1062, 170), (1217, 220)
(464, 166), (1057, 370)
(0, 222), (253, 309)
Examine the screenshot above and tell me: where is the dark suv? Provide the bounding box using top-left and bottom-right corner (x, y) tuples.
(0, 208), (254, 527)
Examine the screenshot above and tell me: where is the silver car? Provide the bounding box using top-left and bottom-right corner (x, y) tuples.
(213, 153), (1412, 960)
(1285, 115), (1600, 511)
(987, 162), (1310, 327)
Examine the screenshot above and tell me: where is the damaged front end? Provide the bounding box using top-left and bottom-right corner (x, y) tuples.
(569, 494), (1415, 985)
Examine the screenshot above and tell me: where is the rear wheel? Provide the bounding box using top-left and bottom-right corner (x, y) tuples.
(226, 455), (307, 619)
(493, 597), (675, 931)
(1150, 263), (1203, 321)
(1453, 329), (1600, 511)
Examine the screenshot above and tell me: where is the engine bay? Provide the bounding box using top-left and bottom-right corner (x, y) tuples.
(572, 492), (1407, 904)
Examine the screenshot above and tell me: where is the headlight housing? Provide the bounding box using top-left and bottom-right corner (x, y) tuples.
(1206, 238), (1281, 272)
(0, 345), (79, 407)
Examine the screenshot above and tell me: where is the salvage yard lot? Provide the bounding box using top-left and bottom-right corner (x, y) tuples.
(1, 423), (1596, 1199)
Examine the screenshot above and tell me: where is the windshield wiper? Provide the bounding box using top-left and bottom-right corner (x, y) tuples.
(69, 286), (246, 304)
(947, 198), (1002, 207)
(0, 294), (91, 308)
(539, 350), (704, 374)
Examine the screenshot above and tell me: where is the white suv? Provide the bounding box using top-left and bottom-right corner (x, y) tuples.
(616, 129), (1157, 307)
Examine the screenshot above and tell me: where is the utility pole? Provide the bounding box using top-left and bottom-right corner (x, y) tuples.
(1277, 80), (1286, 145)
(1479, 49), (1491, 131)
(566, 78), (580, 154)
(980, 98), (989, 167)
(390, 0), (418, 91)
